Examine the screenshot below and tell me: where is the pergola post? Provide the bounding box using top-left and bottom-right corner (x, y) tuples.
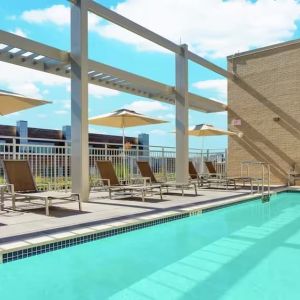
(175, 44), (189, 183)
(70, 0), (89, 201)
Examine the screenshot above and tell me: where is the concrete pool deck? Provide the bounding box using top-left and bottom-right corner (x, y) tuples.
(0, 186), (287, 246)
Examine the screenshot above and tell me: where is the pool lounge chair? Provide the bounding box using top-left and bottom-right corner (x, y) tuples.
(2, 160), (81, 216)
(95, 160), (162, 201)
(204, 161), (260, 191)
(204, 161), (224, 178)
(136, 161), (197, 196)
(202, 161), (230, 187)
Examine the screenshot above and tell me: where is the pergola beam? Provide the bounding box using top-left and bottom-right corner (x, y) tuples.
(0, 29), (68, 62)
(88, 59), (173, 95)
(188, 51), (234, 80)
(0, 30), (226, 113)
(82, 0), (234, 79)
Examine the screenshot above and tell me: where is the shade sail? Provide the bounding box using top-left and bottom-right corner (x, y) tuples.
(89, 109), (167, 128)
(189, 124), (236, 136)
(0, 89), (50, 115)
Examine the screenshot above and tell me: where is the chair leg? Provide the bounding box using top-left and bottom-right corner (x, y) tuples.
(77, 194), (82, 211)
(0, 188), (4, 211)
(12, 194), (16, 210)
(160, 187), (163, 200)
(194, 184), (198, 196)
(45, 198), (49, 216)
(142, 190), (145, 202)
(109, 189), (112, 199)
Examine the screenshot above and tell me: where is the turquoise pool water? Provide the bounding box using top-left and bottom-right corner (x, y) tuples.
(1, 192), (300, 299)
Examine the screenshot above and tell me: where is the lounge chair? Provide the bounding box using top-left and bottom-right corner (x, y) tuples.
(2, 160), (81, 216)
(198, 161), (236, 189)
(204, 161), (223, 178)
(137, 161), (197, 196)
(95, 160), (162, 201)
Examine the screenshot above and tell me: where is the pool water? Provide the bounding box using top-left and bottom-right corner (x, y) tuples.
(1, 192), (300, 299)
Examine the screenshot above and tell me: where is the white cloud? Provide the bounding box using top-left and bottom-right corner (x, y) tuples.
(10, 28), (27, 38)
(21, 5), (70, 26)
(124, 100), (169, 114)
(21, 5), (102, 31)
(94, 0), (300, 58)
(0, 62), (67, 98)
(193, 79), (227, 100)
(88, 84), (119, 99)
(0, 62), (118, 101)
(19, 1), (300, 58)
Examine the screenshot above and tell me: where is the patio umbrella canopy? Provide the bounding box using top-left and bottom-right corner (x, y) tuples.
(189, 124), (236, 136)
(0, 89), (50, 115)
(89, 108), (167, 178)
(89, 109), (167, 128)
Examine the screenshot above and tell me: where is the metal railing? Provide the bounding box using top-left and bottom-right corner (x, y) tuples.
(0, 136), (227, 188)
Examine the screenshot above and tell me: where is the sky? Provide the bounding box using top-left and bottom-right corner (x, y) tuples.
(1, 0), (300, 149)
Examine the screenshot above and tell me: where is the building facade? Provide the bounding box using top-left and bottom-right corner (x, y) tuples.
(0, 121), (149, 150)
(227, 40), (300, 184)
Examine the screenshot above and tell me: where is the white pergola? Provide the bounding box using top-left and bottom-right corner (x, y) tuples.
(0, 0), (234, 201)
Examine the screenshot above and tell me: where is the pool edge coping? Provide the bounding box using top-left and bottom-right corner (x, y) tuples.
(0, 186), (299, 264)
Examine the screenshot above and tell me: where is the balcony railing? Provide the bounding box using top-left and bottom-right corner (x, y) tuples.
(0, 136), (227, 188)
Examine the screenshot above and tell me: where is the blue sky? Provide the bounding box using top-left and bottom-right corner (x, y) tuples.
(1, 0), (300, 149)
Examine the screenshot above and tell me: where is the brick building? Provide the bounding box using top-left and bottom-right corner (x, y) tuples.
(0, 120), (148, 149)
(227, 40), (300, 184)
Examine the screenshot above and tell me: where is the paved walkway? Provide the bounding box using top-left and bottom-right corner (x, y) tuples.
(0, 187), (262, 244)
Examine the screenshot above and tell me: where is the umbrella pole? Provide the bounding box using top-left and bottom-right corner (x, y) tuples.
(122, 125), (125, 181)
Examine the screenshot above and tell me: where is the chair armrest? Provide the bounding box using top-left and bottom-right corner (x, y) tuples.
(130, 177), (151, 185)
(96, 178), (110, 186)
(5, 183), (14, 194)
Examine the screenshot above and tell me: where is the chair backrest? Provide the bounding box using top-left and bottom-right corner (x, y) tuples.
(137, 161), (157, 183)
(189, 161), (198, 179)
(205, 161), (217, 174)
(96, 160), (119, 186)
(2, 160), (37, 193)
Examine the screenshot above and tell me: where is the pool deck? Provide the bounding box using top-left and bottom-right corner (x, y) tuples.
(0, 185), (288, 246)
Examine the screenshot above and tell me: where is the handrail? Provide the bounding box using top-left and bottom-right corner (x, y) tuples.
(241, 161), (271, 199)
(0, 135), (226, 152)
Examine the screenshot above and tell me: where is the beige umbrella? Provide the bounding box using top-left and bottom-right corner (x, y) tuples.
(189, 124), (237, 173)
(189, 124), (237, 137)
(0, 89), (50, 115)
(89, 108), (167, 178)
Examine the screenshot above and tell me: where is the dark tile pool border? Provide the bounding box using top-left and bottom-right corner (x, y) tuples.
(1, 188), (299, 264)
(2, 212), (190, 264)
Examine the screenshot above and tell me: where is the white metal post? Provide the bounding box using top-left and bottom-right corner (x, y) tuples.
(70, 0), (89, 201)
(175, 44), (189, 183)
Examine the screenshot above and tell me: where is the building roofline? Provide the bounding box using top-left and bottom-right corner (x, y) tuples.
(227, 38), (300, 60)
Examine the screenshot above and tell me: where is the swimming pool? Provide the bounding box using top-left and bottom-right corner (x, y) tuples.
(0, 191), (299, 299)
